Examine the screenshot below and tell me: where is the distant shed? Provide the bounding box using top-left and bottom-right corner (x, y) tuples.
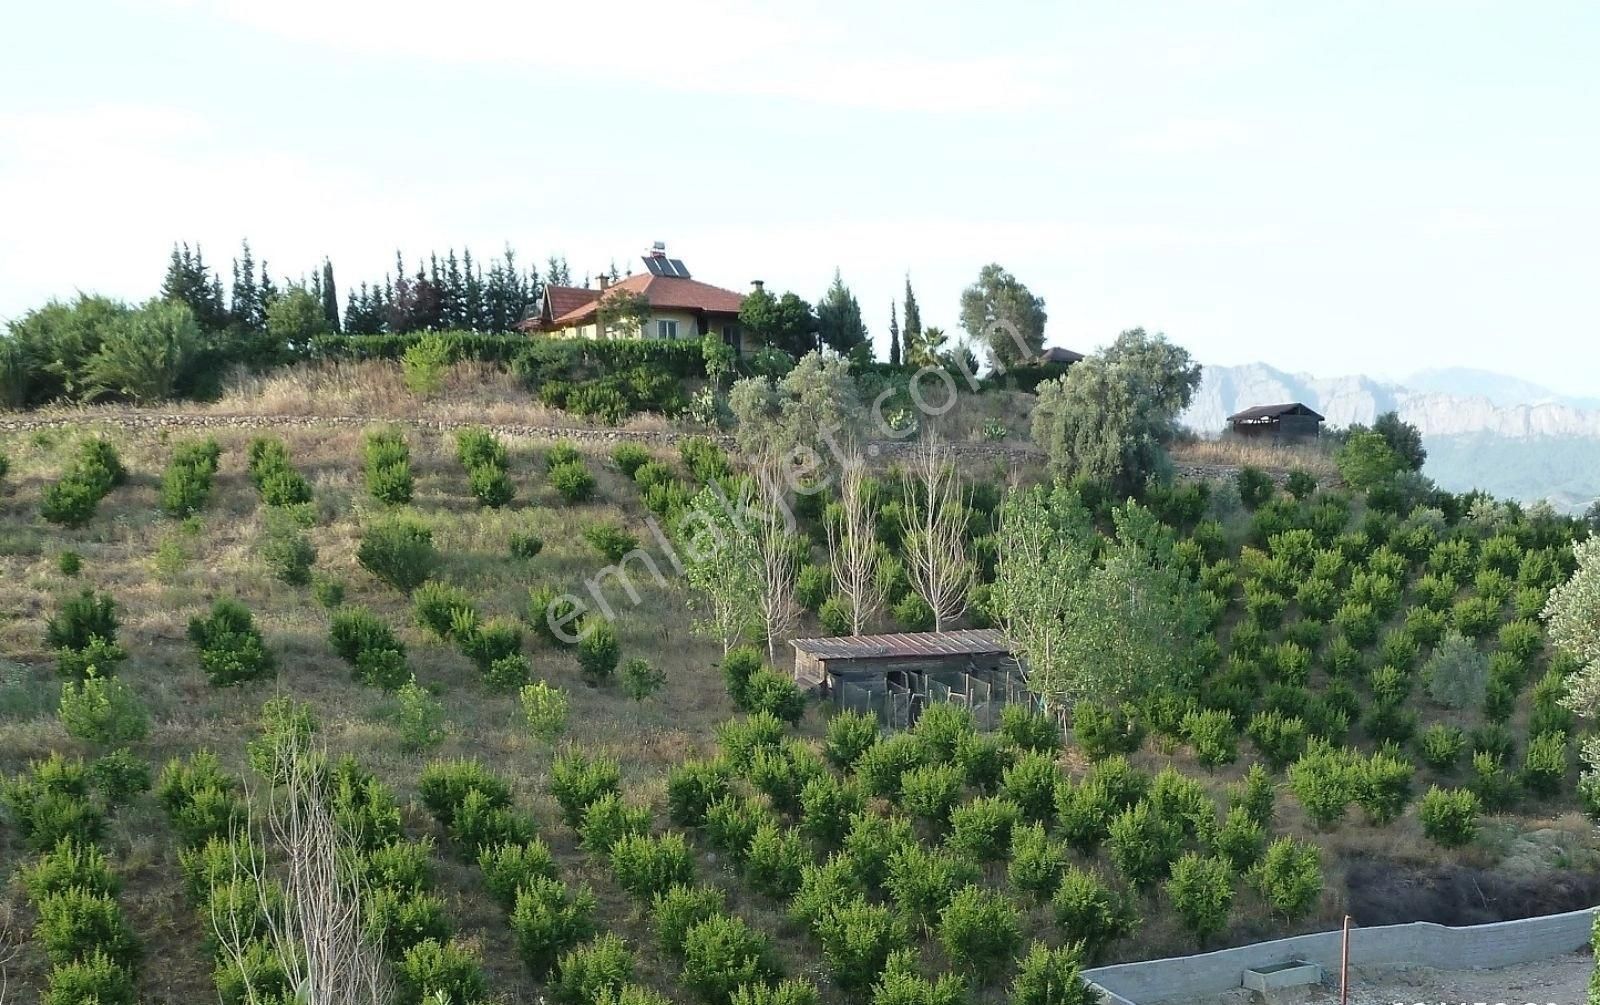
(1227, 402), (1325, 441)
(791, 629), (1032, 729)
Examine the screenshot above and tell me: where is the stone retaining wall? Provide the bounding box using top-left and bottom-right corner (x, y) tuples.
(1083, 907), (1597, 1004)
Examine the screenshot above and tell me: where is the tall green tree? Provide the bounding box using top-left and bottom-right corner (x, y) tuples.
(1348, 411), (1427, 471)
(959, 263), (1046, 368)
(888, 302), (901, 367)
(320, 259), (340, 332)
(85, 299), (201, 402)
(230, 239), (264, 331)
(817, 270), (868, 356)
(1545, 537), (1600, 789)
(266, 285), (331, 357)
(728, 350), (864, 461)
(1031, 328), (1201, 497)
(161, 243), (229, 331)
(739, 288), (819, 357)
(903, 277), (922, 359)
(7, 295), (131, 402)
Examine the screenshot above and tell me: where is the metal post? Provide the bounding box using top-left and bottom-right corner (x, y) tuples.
(1340, 914), (1351, 1005)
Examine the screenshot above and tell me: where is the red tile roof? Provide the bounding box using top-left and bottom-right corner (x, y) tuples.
(542, 285), (599, 321)
(528, 272), (745, 330)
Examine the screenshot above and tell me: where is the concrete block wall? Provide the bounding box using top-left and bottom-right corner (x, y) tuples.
(1083, 907), (1597, 1004)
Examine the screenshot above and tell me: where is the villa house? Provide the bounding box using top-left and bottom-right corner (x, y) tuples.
(519, 243), (748, 349)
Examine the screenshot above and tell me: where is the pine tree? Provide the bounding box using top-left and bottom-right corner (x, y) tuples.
(443, 250), (465, 329)
(231, 239), (262, 331)
(817, 269), (868, 356)
(321, 259), (340, 332)
(462, 248), (486, 331)
(161, 243), (228, 330)
(903, 277), (922, 363)
(888, 302), (902, 367)
(546, 254), (571, 287)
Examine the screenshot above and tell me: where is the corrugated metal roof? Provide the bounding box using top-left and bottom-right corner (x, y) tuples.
(791, 629), (1010, 661)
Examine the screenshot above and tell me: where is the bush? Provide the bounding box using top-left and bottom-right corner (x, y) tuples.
(1164, 853), (1233, 942)
(477, 838), (558, 909)
(553, 933), (635, 1005)
(742, 668), (805, 724)
(947, 795), (1021, 861)
(42, 951), (137, 1005)
(611, 832), (695, 902)
(1521, 730), (1568, 797)
(550, 750), (622, 828)
(54, 636), (127, 682)
(1181, 708), (1237, 770)
(363, 427), (414, 504)
(584, 522), (639, 562)
(58, 550), (82, 576)
(1214, 805), (1266, 873)
(1072, 701), (1144, 761)
(797, 774), (863, 847)
(1051, 867), (1135, 962)
(1287, 743), (1355, 829)
(412, 581), (479, 640)
(816, 897), (911, 991)
(550, 460), (596, 503)
(936, 884), (1021, 984)
(417, 757), (510, 826)
(23, 838), (119, 903)
(611, 443), (651, 477)
(891, 592), (935, 631)
(1106, 800), (1183, 890)
(511, 877), (598, 977)
(842, 812), (914, 891)
(1236, 467), (1274, 509)
(1250, 837), (1322, 920)
(459, 615), (523, 671)
(394, 938), (487, 1005)
(358, 516), (438, 593)
(575, 617), (620, 681)
(160, 438), (220, 517)
(999, 751), (1060, 824)
(720, 646), (764, 706)
(1245, 711), (1307, 771)
(1424, 633), (1488, 708)
(679, 914), (777, 1005)
(999, 704), (1062, 754)
(824, 709), (879, 769)
(1333, 602), (1379, 647)
(666, 759), (730, 828)
(507, 531), (544, 561)
(59, 672), (148, 747)
(259, 509), (316, 585)
(621, 657), (666, 701)
(311, 573), (344, 609)
(579, 792), (651, 854)
(1226, 763), (1277, 829)
(34, 887), (140, 968)
(468, 463), (514, 507)
(1355, 750), (1414, 825)
(46, 589), (119, 654)
(1497, 619), (1544, 668)
(1419, 786), (1481, 847)
(743, 823), (808, 899)
(329, 606), (403, 665)
(885, 843), (979, 929)
(1009, 822), (1069, 901)
(1418, 723), (1465, 772)
(653, 884), (727, 957)
(1452, 596), (1500, 639)
(187, 598), (275, 686)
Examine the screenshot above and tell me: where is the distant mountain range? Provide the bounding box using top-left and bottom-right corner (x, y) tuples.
(1182, 364), (1600, 511)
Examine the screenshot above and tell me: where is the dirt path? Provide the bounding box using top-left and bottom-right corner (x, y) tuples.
(1302, 952), (1593, 1005)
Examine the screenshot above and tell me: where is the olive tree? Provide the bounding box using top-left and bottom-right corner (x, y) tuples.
(1546, 537), (1600, 798)
(1030, 329), (1201, 497)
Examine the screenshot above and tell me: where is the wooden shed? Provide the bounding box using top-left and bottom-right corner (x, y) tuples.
(1227, 402), (1325, 441)
(790, 630), (1032, 729)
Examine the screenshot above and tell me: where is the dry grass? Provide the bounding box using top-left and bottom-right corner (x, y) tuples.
(1173, 435), (1340, 477)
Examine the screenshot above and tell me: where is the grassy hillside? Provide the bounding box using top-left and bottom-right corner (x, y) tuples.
(0, 419), (1594, 1005)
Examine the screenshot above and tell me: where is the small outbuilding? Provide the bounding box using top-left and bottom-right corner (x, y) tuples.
(1227, 402), (1325, 442)
(790, 629), (1032, 729)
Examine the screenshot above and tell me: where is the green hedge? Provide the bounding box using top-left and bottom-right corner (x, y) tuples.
(311, 332), (707, 378)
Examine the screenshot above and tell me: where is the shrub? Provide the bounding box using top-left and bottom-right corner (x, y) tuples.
(1246, 710), (1307, 771)
(363, 427), (413, 504)
(666, 759), (730, 828)
(1009, 822), (1069, 901)
(358, 516), (438, 593)
(1497, 619), (1543, 668)
(454, 427), (506, 470)
(715, 712), (787, 771)
(1470, 722), (1516, 765)
(742, 668), (806, 724)
(1287, 743), (1355, 829)
(160, 438), (220, 517)
(1368, 665), (1412, 707)
(23, 838), (119, 903)
(611, 442), (651, 476)
(816, 897), (911, 991)
(748, 743), (823, 816)
(798, 774), (864, 847)
(1236, 467), (1274, 509)
(34, 887), (140, 968)
(1226, 763), (1277, 829)
(743, 823), (808, 899)
(611, 832), (695, 902)
(891, 592), (935, 631)
(1214, 805), (1266, 873)
(1251, 837), (1322, 920)
(885, 843), (979, 929)
(459, 615), (523, 672)
(822, 710), (878, 769)
(1355, 750), (1414, 825)
(394, 938), (487, 1005)
(1000, 704), (1062, 754)
(947, 796), (1021, 861)
(1010, 940), (1096, 1005)
(795, 563), (831, 612)
(584, 522), (639, 563)
(1418, 723), (1465, 772)
(1521, 731), (1568, 797)
(58, 550), (82, 576)
(508, 530), (544, 560)
(935, 884), (1021, 984)
(468, 463), (514, 507)
(1423, 632), (1488, 708)
(417, 757), (509, 825)
(552, 933), (634, 1005)
(570, 616), (620, 681)
(59, 658), (145, 744)
(329, 606), (403, 664)
(85, 752), (148, 809)
(679, 914), (777, 1005)
(550, 750), (622, 828)
(47, 589), (120, 654)
(719, 646), (764, 706)
(579, 792), (651, 854)
(401, 333), (453, 395)
(1000, 751), (1061, 823)
(511, 877), (598, 978)
(870, 948), (967, 1005)
(53, 635), (126, 682)
(550, 460), (596, 503)
(311, 573), (344, 609)
(1181, 708), (1237, 770)
(1419, 786), (1481, 847)
(1452, 596), (1500, 639)
(41, 951), (137, 1005)
(842, 812), (914, 891)
(1164, 853), (1233, 942)
(1106, 800), (1181, 890)
(188, 598), (275, 686)
(1333, 602), (1379, 647)
(1072, 701), (1144, 760)
(477, 838), (558, 909)
(1050, 867), (1135, 961)
(259, 509), (316, 585)
(653, 884), (727, 956)
(412, 581), (479, 640)
(620, 657), (666, 701)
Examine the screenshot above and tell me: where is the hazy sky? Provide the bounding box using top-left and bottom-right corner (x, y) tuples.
(2, 2), (1596, 393)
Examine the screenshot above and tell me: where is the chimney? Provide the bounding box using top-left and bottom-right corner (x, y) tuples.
(750, 279), (765, 292)
(597, 272), (610, 291)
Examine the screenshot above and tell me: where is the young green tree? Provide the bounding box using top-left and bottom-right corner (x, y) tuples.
(85, 299), (201, 402)
(1030, 329), (1202, 496)
(265, 285), (330, 358)
(816, 270), (868, 356)
(887, 301), (901, 367)
(1546, 537), (1600, 805)
(958, 263), (1047, 368)
(596, 289), (653, 340)
(739, 287), (819, 357)
(679, 484), (762, 653)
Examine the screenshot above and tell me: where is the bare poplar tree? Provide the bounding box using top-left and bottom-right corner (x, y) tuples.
(750, 447), (801, 662)
(215, 743), (390, 1005)
(826, 448), (881, 635)
(902, 426), (973, 632)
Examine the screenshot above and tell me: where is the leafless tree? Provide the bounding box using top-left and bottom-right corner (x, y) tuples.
(902, 426), (973, 632)
(0, 904), (19, 1005)
(214, 742), (391, 1005)
(750, 447), (801, 662)
(826, 448), (882, 635)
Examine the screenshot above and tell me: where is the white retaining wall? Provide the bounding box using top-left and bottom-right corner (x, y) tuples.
(1083, 907), (1597, 1004)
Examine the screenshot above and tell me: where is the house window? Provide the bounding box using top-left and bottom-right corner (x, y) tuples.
(722, 324), (740, 350)
(656, 319), (678, 340)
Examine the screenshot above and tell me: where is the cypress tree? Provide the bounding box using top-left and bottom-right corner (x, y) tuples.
(321, 259), (340, 332)
(231, 239), (261, 330)
(888, 301), (901, 367)
(903, 276), (922, 363)
(462, 248), (486, 331)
